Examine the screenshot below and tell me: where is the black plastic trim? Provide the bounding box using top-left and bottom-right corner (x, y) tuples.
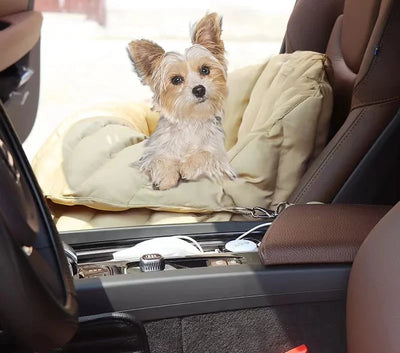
(61, 221), (268, 250)
(75, 255), (350, 322)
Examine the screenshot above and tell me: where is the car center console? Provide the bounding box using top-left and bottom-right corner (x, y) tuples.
(61, 221), (351, 322)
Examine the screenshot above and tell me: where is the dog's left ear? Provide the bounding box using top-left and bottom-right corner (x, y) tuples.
(191, 13), (225, 67)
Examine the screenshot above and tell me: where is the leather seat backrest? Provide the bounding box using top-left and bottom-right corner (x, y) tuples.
(346, 202), (400, 352)
(285, 0), (400, 204)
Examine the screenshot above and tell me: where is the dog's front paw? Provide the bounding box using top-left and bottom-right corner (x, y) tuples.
(180, 152), (211, 181)
(180, 160), (201, 181)
(141, 157), (180, 191)
(181, 152), (237, 182)
(152, 170), (180, 190)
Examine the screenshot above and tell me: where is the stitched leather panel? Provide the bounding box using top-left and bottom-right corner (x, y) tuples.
(259, 204), (390, 265)
(289, 100), (399, 203)
(325, 15), (357, 134)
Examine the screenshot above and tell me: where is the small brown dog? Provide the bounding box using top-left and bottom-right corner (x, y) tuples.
(128, 13), (235, 190)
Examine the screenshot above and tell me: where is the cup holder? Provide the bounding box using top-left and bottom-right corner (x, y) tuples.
(77, 254), (246, 278)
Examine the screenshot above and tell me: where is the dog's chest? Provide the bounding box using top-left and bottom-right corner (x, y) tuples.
(148, 116), (224, 156)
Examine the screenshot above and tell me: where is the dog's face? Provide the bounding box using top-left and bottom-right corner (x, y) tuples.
(128, 13), (227, 120)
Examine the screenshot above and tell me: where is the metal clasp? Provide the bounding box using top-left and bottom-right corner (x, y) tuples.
(250, 206), (277, 218)
(229, 202), (293, 219)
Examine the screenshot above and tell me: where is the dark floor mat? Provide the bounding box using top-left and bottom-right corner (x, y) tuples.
(145, 318), (183, 353)
(144, 301), (346, 353)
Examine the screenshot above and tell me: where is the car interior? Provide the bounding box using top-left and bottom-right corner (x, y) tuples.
(1, 0), (400, 352)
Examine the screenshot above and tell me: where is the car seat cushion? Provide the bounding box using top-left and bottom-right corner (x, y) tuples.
(32, 51), (332, 215)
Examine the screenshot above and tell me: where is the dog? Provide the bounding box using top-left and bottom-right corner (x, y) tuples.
(127, 13), (235, 190)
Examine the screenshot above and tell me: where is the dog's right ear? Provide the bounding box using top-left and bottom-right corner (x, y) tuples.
(127, 40), (165, 86)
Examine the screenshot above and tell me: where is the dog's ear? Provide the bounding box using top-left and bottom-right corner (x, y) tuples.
(127, 40), (165, 86)
(191, 13), (225, 66)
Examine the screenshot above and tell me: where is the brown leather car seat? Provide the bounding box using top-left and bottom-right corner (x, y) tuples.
(346, 201), (400, 352)
(283, 0), (400, 204)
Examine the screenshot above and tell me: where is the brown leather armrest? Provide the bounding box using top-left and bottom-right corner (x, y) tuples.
(259, 204), (390, 265)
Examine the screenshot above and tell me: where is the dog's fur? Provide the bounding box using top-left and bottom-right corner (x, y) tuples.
(128, 13), (235, 190)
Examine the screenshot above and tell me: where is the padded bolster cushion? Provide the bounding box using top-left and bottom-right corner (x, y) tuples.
(258, 204), (390, 265)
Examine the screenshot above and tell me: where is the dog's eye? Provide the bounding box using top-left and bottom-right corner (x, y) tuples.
(200, 65), (210, 76)
(171, 75), (184, 85)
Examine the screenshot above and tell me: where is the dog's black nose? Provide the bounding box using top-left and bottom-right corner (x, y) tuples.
(192, 85), (206, 98)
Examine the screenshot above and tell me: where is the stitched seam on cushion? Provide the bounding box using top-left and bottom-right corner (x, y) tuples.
(247, 55), (325, 137)
(353, 95), (400, 109)
(268, 55), (327, 132)
(268, 56), (328, 131)
(294, 96), (400, 202)
(126, 184), (147, 208)
(269, 129), (284, 206)
(46, 195), (226, 213)
(271, 89), (322, 206)
(318, 55), (329, 83)
(293, 108), (365, 202)
(309, 85), (327, 168)
(270, 56), (329, 206)
(71, 141), (143, 194)
(268, 87), (321, 133)
(268, 97), (305, 132)
(228, 91), (322, 207)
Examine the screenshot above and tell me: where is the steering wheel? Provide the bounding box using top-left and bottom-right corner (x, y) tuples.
(0, 103), (78, 351)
